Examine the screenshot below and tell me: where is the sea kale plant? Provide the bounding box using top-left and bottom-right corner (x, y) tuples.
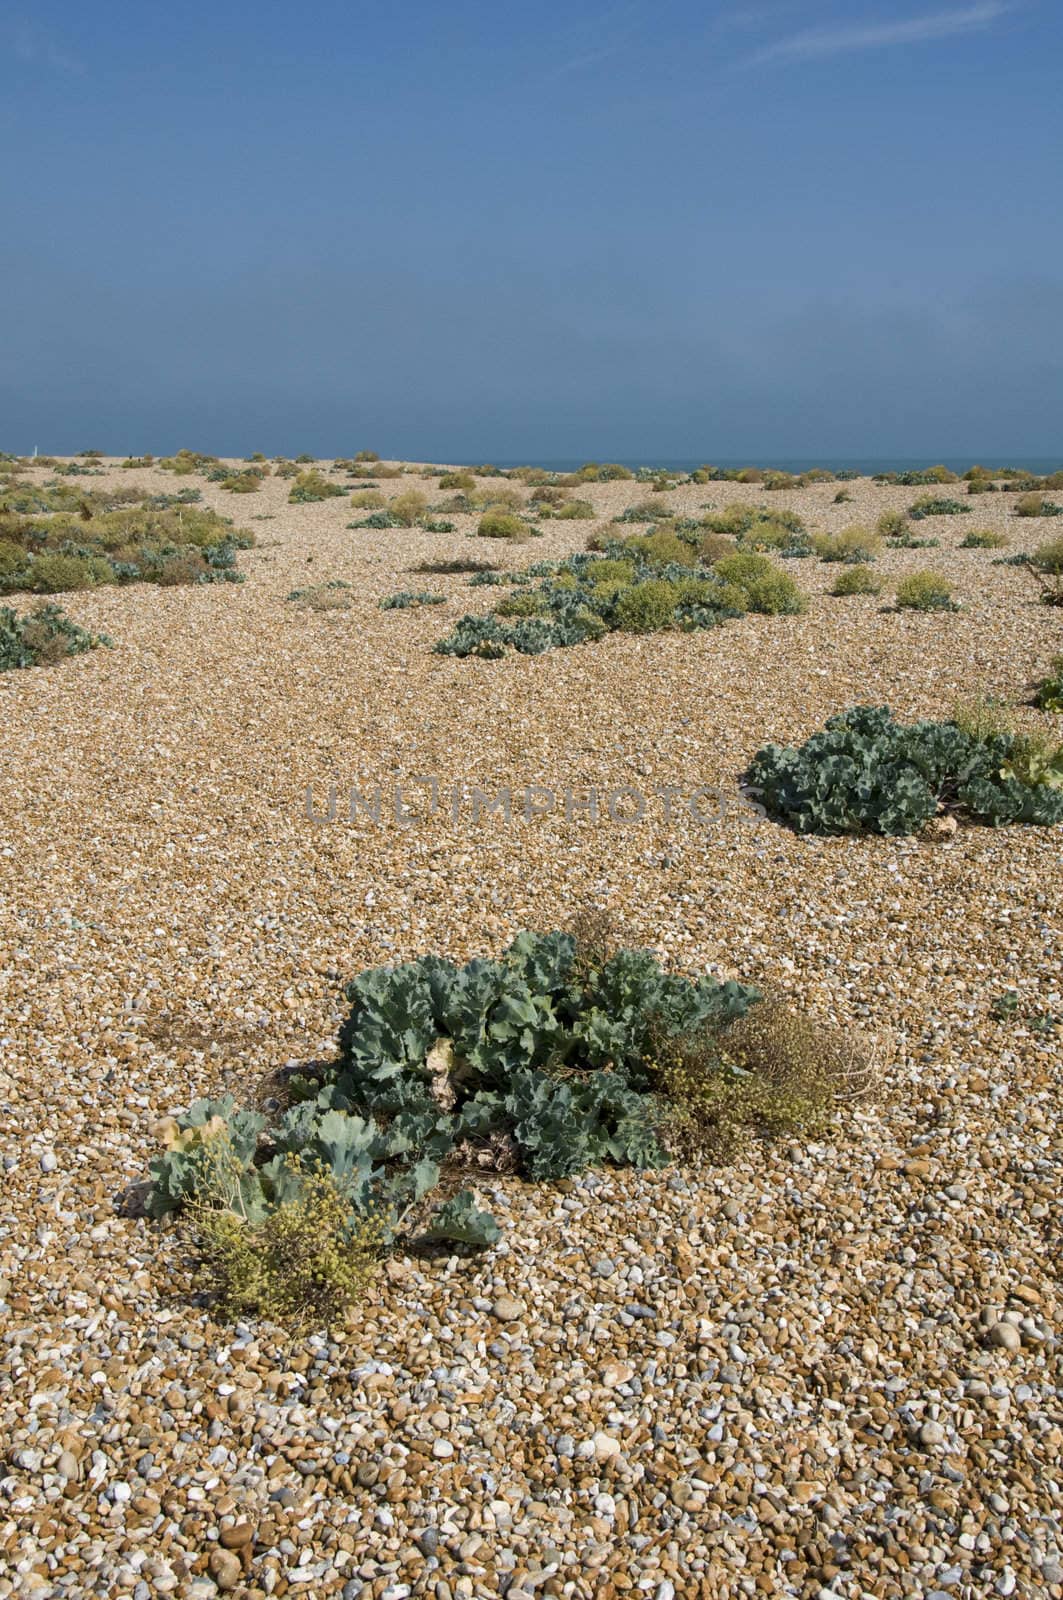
(146, 922), (872, 1321)
(746, 705), (1063, 835)
(0, 602), (111, 670)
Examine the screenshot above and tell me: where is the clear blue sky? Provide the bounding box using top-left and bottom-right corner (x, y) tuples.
(2, 1), (1061, 461)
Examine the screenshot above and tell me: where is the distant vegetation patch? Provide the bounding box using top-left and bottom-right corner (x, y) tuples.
(0, 504), (253, 594)
(433, 539), (805, 658)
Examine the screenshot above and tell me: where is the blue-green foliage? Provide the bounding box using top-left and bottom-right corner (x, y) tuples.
(747, 705), (1063, 835)
(379, 590), (446, 609)
(0, 603), (111, 671)
(435, 545), (752, 658)
(148, 931), (761, 1249)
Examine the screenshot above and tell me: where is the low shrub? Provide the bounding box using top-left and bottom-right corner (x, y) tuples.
(621, 529), (697, 568)
(833, 489), (854, 503)
(289, 471), (346, 503)
(387, 490), (429, 526)
(350, 489), (385, 509)
(354, 450), (380, 463)
(0, 602), (110, 670)
(615, 579), (680, 633)
(1015, 492), (1063, 518)
(895, 572), (958, 611)
(380, 589), (446, 609)
(1027, 536), (1063, 604)
(478, 510), (529, 541)
(713, 552), (806, 614)
(908, 496), (971, 520)
(746, 704), (1063, 834)
(960, 529), (1008, 549)
(556, 499), (595, 519)
(286, 581), (353, 611)
(812, 526), (881, 563)
(439, 471), (476, 490)
(495, 591), (546, 618)
(701, 503), (759, 537)
(1024, 657), (1062, 714)
(876, 509), (908, 538)
(737, 515), (812, 557)
(831, 565), (882, 596)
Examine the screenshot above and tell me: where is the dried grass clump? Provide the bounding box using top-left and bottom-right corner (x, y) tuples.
(193, 1146), (386, 1326)
(387, 490), (429, 526)
(652, 998), (883, 1161)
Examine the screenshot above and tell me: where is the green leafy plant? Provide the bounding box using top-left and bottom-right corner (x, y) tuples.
(1026, 536), (1063, 605)
(895, 572), (958, 611)
(1015, 493), (1063, 518)
(146, 922), (878, 1321)
(746, 705), (1063, 835)
(908, 496), (971, 520)
(812, 527), (882, 563)
(0, 504), (253, 594)
(289, 470), (346, 503)
(960, 529), (1008, 548)
(1033, 656), (1063, 712)
(830, 565), (883, 596)
(380, 589), (446, 609)
(478, 510), (530, 541)
(0, 603), (111, 670)
(433, 540), (792, 658)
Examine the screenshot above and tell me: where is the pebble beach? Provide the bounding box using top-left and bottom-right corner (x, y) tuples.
(1, 459), (1061, 1600)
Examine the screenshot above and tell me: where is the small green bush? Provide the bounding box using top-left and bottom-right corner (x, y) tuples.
(556, 499), (595, 519)
(1033, 656), (1063, 712)
(1027, 536), (1063, 604)
(350, 489), (385, 509)
(830, 565), (882, 596)
(714, 553), (806, 614)
(496, 591), (546, 618)
(615, 579), (679, 633)
(478, 510), (528, 540)
(380, 589), (445, 609)
(622, 529), (696, 568)
(1016, 492), (1063, 518)
(812, 526), (882, 563)
(26, 552), (113, 592)
(439, 471), (475, 490)
(895, 572), (958, 612)
(387, 490), (429, 526)
(354, 450), (380, 463)
(0, 603), (110, 670)
(908, 496), (971, 520)
(876, 509), (908, 538)
(289, 471), (346, 503)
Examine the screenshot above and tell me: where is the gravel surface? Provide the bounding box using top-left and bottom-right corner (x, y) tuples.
(1, 460), (1061, 1599)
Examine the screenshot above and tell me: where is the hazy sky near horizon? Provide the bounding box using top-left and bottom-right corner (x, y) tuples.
(2, 0), (1061, 460)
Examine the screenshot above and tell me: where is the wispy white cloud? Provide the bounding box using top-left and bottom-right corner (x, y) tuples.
(745, 2), (1011, 66)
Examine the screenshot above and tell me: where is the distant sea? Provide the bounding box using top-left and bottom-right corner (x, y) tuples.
(493, 456), (1063, 474)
